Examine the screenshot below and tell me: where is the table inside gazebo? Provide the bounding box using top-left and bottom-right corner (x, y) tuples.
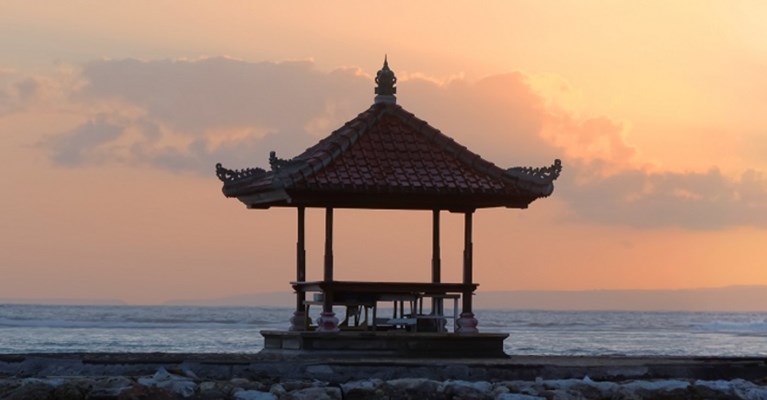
(292, 281), (477, 332)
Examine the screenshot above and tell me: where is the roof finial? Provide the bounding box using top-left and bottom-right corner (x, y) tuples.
(374, 55), (397, 104)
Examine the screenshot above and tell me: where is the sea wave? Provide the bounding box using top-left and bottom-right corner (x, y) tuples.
(0, 317), (272, 330)
(2, 305), (766, 355)
(0, 305), (289, 330)
(692, 320), (767, 337)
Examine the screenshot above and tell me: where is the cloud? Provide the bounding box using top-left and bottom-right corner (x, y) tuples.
(46, 117), (124, 166)
(47, 57), (374, 173)
(30, 56), (767, 229)
(560, 164), (767, 229)
(41, 57), (563, 174)
(80, 58), (368, 134)
(402, 72), (554, 168)
(0, 72), (37, 115)
(541, 114), (638, 175)
(0, 66), (85, 116)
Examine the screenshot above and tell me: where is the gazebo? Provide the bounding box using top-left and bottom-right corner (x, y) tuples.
(216, 58), (561, 356)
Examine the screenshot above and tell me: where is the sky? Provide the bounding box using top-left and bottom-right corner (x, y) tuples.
(1, 1), (766, 305)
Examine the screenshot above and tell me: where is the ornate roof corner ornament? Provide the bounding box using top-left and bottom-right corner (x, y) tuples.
(269, 151), (302, 172)
(215, 162), (266, 182)
(374, 55), (397, 104)
(506, 159), (563, 184)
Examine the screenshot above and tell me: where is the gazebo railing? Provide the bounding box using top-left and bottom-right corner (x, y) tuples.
(292, 281), (477, 332)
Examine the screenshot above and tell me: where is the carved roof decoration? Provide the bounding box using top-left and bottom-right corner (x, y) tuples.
(216, 59), (561, 211)
(374, 55), (397, 104)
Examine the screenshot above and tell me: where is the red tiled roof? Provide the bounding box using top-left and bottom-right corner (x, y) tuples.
(217, 102), (561, 210)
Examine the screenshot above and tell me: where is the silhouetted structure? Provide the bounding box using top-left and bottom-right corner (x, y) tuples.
(216, 58), (561, 355)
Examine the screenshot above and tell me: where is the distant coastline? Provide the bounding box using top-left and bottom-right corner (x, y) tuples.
(475, 285), (767, 312)
(4, 285), (766, 312)
(0, 298), (127, 306)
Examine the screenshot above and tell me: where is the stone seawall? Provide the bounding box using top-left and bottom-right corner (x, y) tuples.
(1, 353), (766, 399)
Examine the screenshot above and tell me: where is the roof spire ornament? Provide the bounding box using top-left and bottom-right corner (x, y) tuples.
(374, 55), (397, 104)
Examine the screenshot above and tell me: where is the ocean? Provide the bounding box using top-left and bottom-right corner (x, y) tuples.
(0, 304), (765, 356)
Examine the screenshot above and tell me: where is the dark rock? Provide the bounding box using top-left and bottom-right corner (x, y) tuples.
(0, 379), (21, 397)
(443, 365), (470, 380)
(195, 381), (230, 400)
(2, 382), (54, 400)
(229, 378), (268, 392)
(232, 390), (277, 400)
(282, 386), (341, 400)
(440, 380), (494, 400)
(52, 380), (92, 400)
(87, 376), (134, 399)
(689, 385), (734, 399)
(279, 379), (317, 392)
(268, 383), (287, 397)
(383, 378), (442, 399)
(341, 379), (383, 400)
(115, 385), (181, 400)
(609, 389), (642, 400)
(691, 380), (740, 399)
(538, 389), (558, 400)
(496, 394), (546, 400)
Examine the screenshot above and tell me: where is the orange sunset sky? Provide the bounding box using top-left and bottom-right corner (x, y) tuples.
(2, 1), (766, 305)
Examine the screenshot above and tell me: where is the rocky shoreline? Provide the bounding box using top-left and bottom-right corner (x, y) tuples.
(1, 353), (766, 399)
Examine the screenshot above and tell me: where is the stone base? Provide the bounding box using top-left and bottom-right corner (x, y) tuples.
(261, 330), (508, 358)
(316, 312), (340, 332)
(289, 311), (307, 331)
(456, 312), (479, 334)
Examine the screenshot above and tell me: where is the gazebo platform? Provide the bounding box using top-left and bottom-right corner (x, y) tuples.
(260, 330), (509, 358)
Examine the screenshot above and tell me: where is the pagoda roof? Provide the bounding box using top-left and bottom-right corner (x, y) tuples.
(216, 60), (561, 211)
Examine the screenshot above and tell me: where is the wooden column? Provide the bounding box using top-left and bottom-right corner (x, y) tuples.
(462, 210), (473, 294)
(457, 210), (479, 333)
(431, 209), (443, 319)
(289, 207), (307, 331)
(431, 209), (441, 283)
(317, 207), (339, 332)
(324, 207), (334, 282)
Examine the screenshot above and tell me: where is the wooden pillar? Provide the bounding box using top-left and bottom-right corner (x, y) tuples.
(431, 209), (441, 283)
(431, 209), (444, 319)
(317, 207), (339, 332)
(324, 207), (334, 282)
(462, 210), (473, 295)
(289, 207), (307, 331)
(457, 210), (479, 333)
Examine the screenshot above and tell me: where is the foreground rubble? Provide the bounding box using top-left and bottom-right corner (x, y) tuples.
(2, 370), (767, 400)
(1, 354), (766, 399)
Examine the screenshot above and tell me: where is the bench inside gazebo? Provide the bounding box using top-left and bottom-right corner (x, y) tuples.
(215, 58), (561, 357)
